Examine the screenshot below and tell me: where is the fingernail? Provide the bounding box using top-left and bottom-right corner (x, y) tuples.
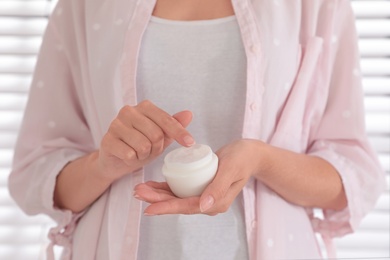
(133, 192), (142, 200)
(183, 135), (195, 146)
(200, 195), (214, 212)
(144, 212), (155, 216)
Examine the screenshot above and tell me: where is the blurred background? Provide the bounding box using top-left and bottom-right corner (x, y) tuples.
(0, 0), (389, 259)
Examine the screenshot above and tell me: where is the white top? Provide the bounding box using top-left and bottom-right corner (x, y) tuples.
(136, 15), (249, 260)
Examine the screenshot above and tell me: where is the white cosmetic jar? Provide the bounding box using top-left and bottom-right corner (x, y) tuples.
(162, 144), (218, 198)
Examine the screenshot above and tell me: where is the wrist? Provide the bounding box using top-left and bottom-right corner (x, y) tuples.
(248, 139), (273, 180)
(87, 151), (115, 188)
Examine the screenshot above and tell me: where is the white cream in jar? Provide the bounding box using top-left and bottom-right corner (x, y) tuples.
(162, 144), (218, 198)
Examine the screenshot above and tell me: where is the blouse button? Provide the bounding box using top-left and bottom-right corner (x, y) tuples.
(249, 103), (257, 111)
(250, 44), (260, 54)
(56, 7), (63, 16)
(251, 220), (257, 229)
(267, 238), (274, 247)
(36, 80), (44, 89)
(331, 35), (338, 44)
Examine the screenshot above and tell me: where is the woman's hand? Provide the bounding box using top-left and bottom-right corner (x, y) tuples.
(54, 100), (195, 213)
(98, 100), (195, 182)
(133, 139), (263, 216)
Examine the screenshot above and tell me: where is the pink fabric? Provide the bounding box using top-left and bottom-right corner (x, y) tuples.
(8, 0), (385, 259)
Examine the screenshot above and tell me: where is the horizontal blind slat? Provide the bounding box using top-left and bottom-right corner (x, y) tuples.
(0, 93), (27, 111)
(368, 136), (390, 153)
(0, 168), (9, 187)
(0, 133), (18, 149)
(363, 78), (390, 95)
(388, 176), (390, 191)
(352, 1), (390, 18)
(0, 17), (47, 36)
(359, 211), (390, 230)
(359, 39), (390, 57)
(0, 36), (42, 55)
(365, 113), (390, 134)
(374, 192), (389, 211)
(361, 58), (390, 76)
(364, 96), (390, 112)
(0, 245), (44, 260)
(336, 249), (390, 259)
(378, 154), (390, 173)
(0, 55), (36, 74)
(334, 231), (389, 249)
(0, 112), (23, 131)
(0, 188), (16, 206)
(356, 19), (390, 37)
(0, 206), (52, 226)
(0, 226), (45, 244)
(0, 75), (31, 93)
(0, 1), (50, 17)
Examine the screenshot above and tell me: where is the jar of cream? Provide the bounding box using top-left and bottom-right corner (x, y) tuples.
(162, 144), (218, 198)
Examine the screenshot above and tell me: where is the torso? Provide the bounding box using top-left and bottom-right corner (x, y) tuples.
(152, 0), (235, 20)
(135, 14), (249, 260)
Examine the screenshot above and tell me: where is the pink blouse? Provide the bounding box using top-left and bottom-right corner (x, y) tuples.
(8, 0), (385, 259)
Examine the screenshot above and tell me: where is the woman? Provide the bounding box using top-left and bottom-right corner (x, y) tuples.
(9, 0), (385, 259)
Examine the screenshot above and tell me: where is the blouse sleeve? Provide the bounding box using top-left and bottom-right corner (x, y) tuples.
(8, 1), (95, 257)
(306, 0), (386, 238)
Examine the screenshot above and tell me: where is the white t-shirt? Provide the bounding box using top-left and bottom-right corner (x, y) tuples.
(136, 15), (249, 260)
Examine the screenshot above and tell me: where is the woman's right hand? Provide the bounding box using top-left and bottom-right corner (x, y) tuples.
(98, 100), (194, 182)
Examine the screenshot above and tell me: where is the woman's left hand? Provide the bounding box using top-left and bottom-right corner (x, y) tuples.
(133, 139), (264, 216)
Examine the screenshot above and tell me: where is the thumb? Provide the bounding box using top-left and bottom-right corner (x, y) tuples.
(172, 110), (193, 128)
(199, 173), (231, 213)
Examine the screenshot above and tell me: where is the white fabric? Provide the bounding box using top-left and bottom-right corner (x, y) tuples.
(135, 16), (249, 260)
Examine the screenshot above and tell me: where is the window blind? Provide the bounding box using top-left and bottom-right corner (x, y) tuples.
(0, 0), (388, 259)
(0, 1), (55, 259)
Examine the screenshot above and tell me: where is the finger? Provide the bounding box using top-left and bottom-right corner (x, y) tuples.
(117, 106), (165, 157)
(161, 110), (194, 149)
(101, 132), (137, 166)
(143, 181), (171, 191)
(134, 186), (176, 203)
(133, 123), (165, 158)
(172, 110), (193, 129)
(112, 124), (152, 161)
(134, 182), (173, 196)
(199, 165), (240, 213)
(137, 100), (195, 147)
(144, 197), (201, 216)
(210, 179), (247, 214)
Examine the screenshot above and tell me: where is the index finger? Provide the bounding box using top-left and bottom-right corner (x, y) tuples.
(144, 197), (201, 215)
(137, 100), (194, 147)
